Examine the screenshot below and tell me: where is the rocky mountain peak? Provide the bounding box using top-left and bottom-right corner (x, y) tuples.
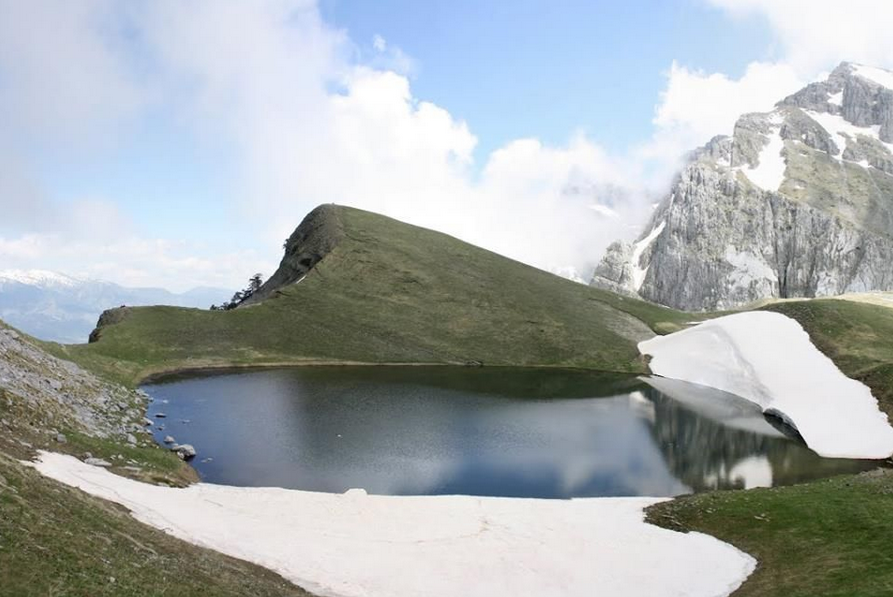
(592, 62), (893, 311)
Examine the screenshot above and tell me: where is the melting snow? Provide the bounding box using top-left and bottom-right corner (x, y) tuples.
(853, 64), (893, 91)
(744, 125), (786, 192)
(805, 110), (893, 157)
(630, 221), (665, 291)
(640, 312), (893, 459)
(30, 451), (756, 597)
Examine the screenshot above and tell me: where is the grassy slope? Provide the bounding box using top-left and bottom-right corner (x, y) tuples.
(0, 453), (311, 597)
(648, 471), (893, 597)
(649, 298), (893, 596)
(0, 343), (313, 596)
(55, 206), (693, 387)
(24, 208), (893, 595)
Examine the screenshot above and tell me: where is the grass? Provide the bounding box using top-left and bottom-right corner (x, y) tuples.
(10, 207), (893, 595)
(0, 348), (314, 596)
(58, 205), (696, 386)
(0, 452), (312, 597)
(0, 391), (194, 488)
(647, 470), (893, 597)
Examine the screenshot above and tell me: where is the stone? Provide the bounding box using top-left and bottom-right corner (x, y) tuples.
(84, 457), (112, 467)
(126, 433), (137, 445)
(54, 433), (67, 444)
(154, 413), (166, 418)
(171, 444), (196, 460)
(163, 435), (176, 444)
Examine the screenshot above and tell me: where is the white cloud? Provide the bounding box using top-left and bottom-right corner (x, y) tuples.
(0, 0), (144, 144)
(707, 0), (893, 73)
(650, 61), (802, 150)
(0, 0), (649, 287)
(0, 231), (272, 293)
(11, 0), (869, 293)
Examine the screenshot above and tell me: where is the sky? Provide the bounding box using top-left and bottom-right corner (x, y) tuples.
(1, 0), (893, 292)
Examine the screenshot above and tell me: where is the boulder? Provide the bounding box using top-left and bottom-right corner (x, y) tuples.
(84, 457), (112, 467)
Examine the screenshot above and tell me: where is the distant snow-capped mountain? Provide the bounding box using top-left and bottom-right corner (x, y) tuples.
(0, 270), (230, 343)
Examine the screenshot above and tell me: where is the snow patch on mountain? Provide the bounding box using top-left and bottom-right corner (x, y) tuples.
(0, 270), (230, 343)
(805, 110), (893, 157)
(0, 270), (83, 288)
(743, 116), (786, 191)
(853, 63), (893, 90)
(630, 221), (665, 291)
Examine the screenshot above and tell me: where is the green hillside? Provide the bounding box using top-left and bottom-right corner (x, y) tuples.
(57, 205), (691, 386)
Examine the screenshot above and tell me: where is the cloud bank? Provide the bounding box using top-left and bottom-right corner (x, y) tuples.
(1, 0), (891, 290)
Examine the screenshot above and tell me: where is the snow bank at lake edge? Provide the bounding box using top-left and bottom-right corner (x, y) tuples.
(30, 451), (755, 597)
(640, 311), (893, 459)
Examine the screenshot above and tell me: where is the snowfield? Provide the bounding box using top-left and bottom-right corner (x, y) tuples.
(640, 312), (893, 459)
(31, 451), (755, 597)
(744, 117), (786, 192)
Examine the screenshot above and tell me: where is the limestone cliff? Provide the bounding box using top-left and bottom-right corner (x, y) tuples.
(592, 62), (893, 311)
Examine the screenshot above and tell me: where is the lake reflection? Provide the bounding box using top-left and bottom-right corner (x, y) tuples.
(143, 367), (873, 498)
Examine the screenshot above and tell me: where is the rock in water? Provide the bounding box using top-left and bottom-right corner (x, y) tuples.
(592, 62), (893, 311)
(171, 444), (196, 460)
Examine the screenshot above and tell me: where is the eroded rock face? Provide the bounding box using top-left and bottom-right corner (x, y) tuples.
(592, 62), (893, 311)
(240, 204), (345, 306)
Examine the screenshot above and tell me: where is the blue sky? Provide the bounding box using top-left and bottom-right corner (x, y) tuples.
(322, 0), (773, 158)
(0, 0), (889, 291)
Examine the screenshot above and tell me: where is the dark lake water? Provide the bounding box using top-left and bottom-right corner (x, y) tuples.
(142, 367), (873, 498)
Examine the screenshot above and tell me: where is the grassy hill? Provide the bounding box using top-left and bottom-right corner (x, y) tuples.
(56, 205), (692, 386)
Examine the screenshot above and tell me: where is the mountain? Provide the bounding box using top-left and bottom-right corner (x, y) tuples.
(69, 205), (694, 386)
(0, 270), (230, 343)
(592, 62), (893, 311)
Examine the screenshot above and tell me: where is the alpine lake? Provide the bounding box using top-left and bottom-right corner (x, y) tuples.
(142, 367), (874, 499)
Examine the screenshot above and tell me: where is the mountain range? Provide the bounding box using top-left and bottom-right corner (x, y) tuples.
(0, 270), (230, 343)
(592, 62), (893, 310)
